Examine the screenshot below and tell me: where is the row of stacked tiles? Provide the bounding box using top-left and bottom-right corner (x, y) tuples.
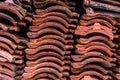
(0, 0), (120, 80)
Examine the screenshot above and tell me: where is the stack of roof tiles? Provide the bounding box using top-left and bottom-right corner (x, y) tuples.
(113, 18), (120, 80)
(0, 0), (120, 80)
(13, 0), (34, 16)
(70, 13), (118, 80)
(0, 1), (29, 80)
(83, 0), (120, 18)
(23, 0), (79, 80)
(83, 0), (120, 79)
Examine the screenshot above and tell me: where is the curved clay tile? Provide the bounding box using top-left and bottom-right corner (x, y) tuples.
(0, 73), (14, 80)
(82, 14), (116, 25)
(23, 73), (59, 80)
(0, 42), (14, 54)
(26, 39), (65, 50)
(70, 70), (111, 80)
(72, 51), (116, 62)
(35, 5), (79, 18)
(25, 62), (63, 73)
(29, 34), (73, 45)
(0, 36), (17, 50)
(80, 19), (113, 29)
(71, 57), (114, 69)
(75, 45), (113, 56)
(0, 12), (17, 25)
(75, 28), (113, 40)
(29, 22), (69, 33)
(31, 16), (76, 29)
(33, 12), (78, 24)
(27, 28), (65, 39)
(23, 67), (62, 79)
(0, 2), (23, 20)
(0, 62), (16, 71)
(0, 50), (15, 62)
(71, 64), (110, 74)
(33, 0), (68, 9)
(0, 65), (16, 77)
(25, 44), (65, 55)
(76, 41), (111, 50)
(0, 30), (20, 44)
(26, 56), (64, 67)
(26, 51), (64, 61)
(77, 35), (115, 47)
